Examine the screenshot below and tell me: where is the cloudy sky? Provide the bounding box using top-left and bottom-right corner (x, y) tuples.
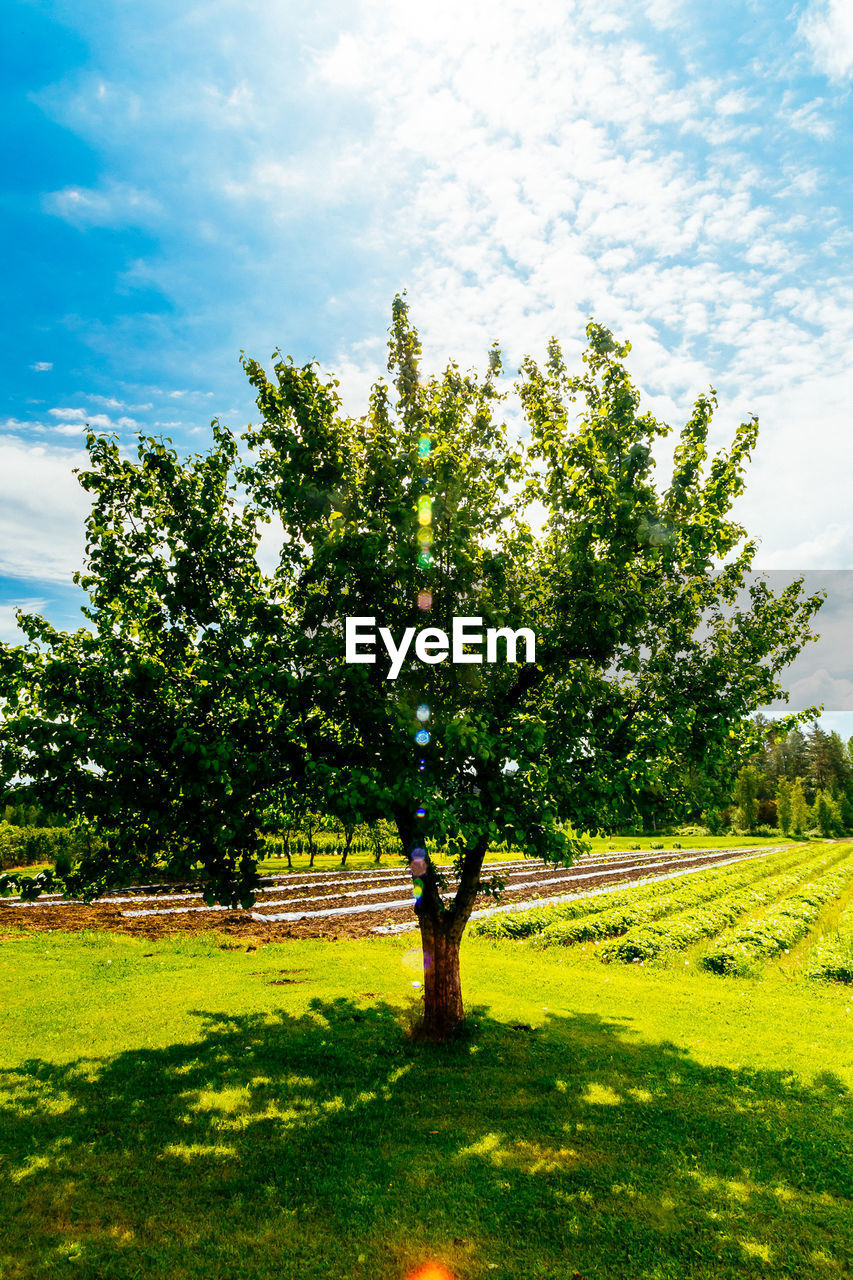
(3, 0), (852, 730)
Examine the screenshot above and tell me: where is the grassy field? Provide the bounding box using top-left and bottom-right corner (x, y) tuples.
(2, 919), (852, 1280)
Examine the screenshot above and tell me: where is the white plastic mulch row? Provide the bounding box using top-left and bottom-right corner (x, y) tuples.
(248, 848), (782, 926)
(3, 848), (681, 910)
(116, 849), (747, 921)
(0, 846), (705, 906)
(3, 847), (785, 926)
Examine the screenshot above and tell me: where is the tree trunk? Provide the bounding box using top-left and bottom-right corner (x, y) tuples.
(418, 916), (464, 1039)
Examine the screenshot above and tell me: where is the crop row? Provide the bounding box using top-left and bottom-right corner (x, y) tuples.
(699, 856), (853, 976)
(468, 849), (814, 942)
(470, 846), (813, 943)
(523, 847), (825, 949)
(802, 905), (853, 984)
(598, 846), (852, 965)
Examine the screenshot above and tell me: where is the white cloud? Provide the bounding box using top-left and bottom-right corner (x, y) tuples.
(800, 0), (853, 80)
(43, 181), (161, 230)
(785, 669), (853, 712)
(30, 362), (53, 372)
(0, 442), (89, 583)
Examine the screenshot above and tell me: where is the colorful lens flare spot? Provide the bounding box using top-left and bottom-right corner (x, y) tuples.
(416, 704), (430, 722)
(417, 592), (433, 610)
(415, 729), (430, 746)
(417, 550), (433, 569)
(417, 528), (432, 547)
(416, 806), (426, 818)
(417, 495), (433, 525)
(406, 1264), (456, 1280)
(418, 436), (432, 458)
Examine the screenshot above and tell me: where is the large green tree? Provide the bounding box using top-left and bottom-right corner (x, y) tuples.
(238, 300), (821, 1034)
(0, 300), (823, 1037)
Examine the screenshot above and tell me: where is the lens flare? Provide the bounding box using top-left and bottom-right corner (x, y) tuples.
(418, 435), (432, 458)
(406, 1264), (456, 1280)
(416, 806), (426, 818)
(415, 729), (430, 746)
(417, 527), (432, 547)
(416, 704), (430, 722)
(417, 592), (433, 610)
(417, 495), (433, 526)
(417, 550), (433, 569)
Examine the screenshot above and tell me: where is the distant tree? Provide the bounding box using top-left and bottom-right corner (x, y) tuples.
(776, 779), (792, 836)
(790, 778), (810, 837)
(779, 726), (810, 785)
(812, 789), (841, 839)
(734, 764), (760, 834)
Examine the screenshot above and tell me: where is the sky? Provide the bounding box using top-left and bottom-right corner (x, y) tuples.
(2, 0), (852, 733)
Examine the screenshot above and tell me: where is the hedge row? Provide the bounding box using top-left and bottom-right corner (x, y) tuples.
(700, 856), (853, 976)
(600, 846), (850, 964)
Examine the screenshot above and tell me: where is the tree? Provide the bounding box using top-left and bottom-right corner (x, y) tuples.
(0, 427), (297, 904)
(1, 301), (824, 1039)
(776, 779), (792, 836)
(734, 764), (760, 834)
(790, 778), (810, 837)
(812, 789), (841, 838)
(238, 301), (822, 1035)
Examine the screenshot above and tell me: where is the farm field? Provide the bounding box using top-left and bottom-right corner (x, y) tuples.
(472, 841), (853, 982)
(1, 924), (852, 1280)
(1, 841), (795, 942)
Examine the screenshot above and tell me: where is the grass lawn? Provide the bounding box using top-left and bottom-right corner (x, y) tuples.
(1, 926), (851, 1279)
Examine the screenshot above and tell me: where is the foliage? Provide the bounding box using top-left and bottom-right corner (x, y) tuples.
(791, 778), (810, 837)
(0, 822), (83, 871)
(812, 788), (843, 838)
(734, 763), (760, 833)
(600, 850), (840, 964)
(473, 847), (803, 943)
(0, 428), (302, 906)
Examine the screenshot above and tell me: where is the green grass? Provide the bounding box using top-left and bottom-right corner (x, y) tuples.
(2, 927), (853, 1279)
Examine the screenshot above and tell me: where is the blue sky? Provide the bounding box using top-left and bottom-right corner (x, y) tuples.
(2, 0), (853, 728)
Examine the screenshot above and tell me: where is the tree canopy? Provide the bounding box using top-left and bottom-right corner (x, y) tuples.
(0, 298), (823, 1035)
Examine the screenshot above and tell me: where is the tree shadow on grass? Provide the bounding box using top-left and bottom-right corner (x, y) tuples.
(1, 998), (851, 1280)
